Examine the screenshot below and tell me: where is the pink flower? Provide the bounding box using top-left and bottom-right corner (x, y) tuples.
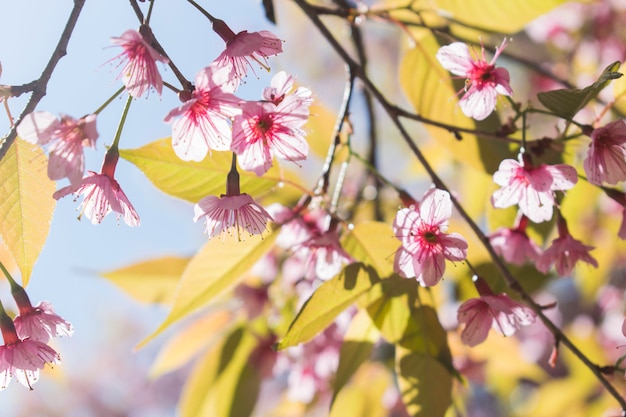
(584, 120), (626, 185)
(231, 98), (310, 176)
(263, 71), (313, 110)
(436, 39), (513, 120)
(194, 193), (272, 239)
(488, 216), (542, 265)
(212, 19), (283, 88)
(272, 205), (352, 281)
(491, 153), (578, 223)
(109, 27), (169, 98)
(0, 306), (60, 390)
(537, 218), (598, 276)
(457, 276), (535, 347)
(17, 112), (98, 187)
(393, 188), (468, 287)
(13, 302), (73, 344)
(54, 148), (139, 226)
(164, 64), (241, 162)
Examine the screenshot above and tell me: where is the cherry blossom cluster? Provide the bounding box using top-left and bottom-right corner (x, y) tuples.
(0, 270), (72, 391)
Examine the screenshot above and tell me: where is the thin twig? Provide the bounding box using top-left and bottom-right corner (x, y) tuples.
(0, 0), (86, 162)
(293, 0), (626, 410)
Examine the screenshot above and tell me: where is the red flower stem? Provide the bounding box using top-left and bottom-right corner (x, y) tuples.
(292, 0), (626, 410)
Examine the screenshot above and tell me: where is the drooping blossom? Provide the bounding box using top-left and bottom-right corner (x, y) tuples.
(164, 64), (241, 162)
(17, 112), (98, 187)
(584, 119), (626, 185)
(393, 188), (468, 287)
(270, 204), (353, 281)
(109, 27), (169, 98)
(488, 216), (542, 265)
(0, 302), (60, 390)
(537, 217), (598, 276)
(231, 76), (311, 176)
(7, 277), (72, 343)
(436, 39), (513, 120)
(194, 154), (272, 239)
(54, 148), (140, 226)
(491, 153), (578, 223)
(211, 19), (282, 88)
(457, 276), (536, 347)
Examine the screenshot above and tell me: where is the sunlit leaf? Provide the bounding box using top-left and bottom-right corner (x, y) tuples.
(137, 231), (277, 348)
(276, 263), (379, 350)
(120, 138), (285, 203)
(430, 0), (569, 33)
(342, 222), (397, 278)
(307, 101), (336, 159)
(330, 363), (392, 417)
(399, 32), (512, 173)
(0, 138), (55, 286)
(100, 256), (190, 305)
(613, 62), (626, 114)
(396, 348), (453, 417)
(149, 309), (233, 379)
(179, 326), (261, 417)
(331, 309), (380, 408)
(538, 61), (622, 120)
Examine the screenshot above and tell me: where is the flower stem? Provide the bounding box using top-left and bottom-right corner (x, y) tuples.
(109, 95), (133, 151)
(145, 0), (156, 24)
(93, 86), (125, 116)
(186, 0), (218, 22)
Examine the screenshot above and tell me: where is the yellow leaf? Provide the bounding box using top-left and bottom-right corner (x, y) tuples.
(330, 362), (392, 417)
(120, 138), (287, 203)
(342, 221), (397, 278)
(276, 263), (379, 350)
(613, 62), (626, 116)
(100, 256), (190, 305)
(399, 32), (513, 173)
(307, 101), (335, 159)
(396, 347), (453, 417)
(137, 230), (277, 348)
(432, 0), (569, 33)
(0, 138), (55, 286)
(149, 309), (233, 379)
(178, 326), (260, 417)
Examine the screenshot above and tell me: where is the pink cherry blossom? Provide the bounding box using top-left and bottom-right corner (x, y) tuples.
(17, 112), (98, 187)
(436, 39), (513, 120)
(584, 119), (626, 185)
(488, 216), (542, 265)
(457, 276), (535, 347)
(231, 98), (310, 176)
(537, 218), (598, 276)
(271, 205), (353, 281)
(194, 193), (273, 240)
(491, 154), (578, 223)
(54, 171), (140, 227)
(13, 302), (73, 344)
(212, 19), (282, 88)
(0, 306), (60, 391)
(393, 188), (468, 287)
(263, 71), (313, 110)
(109, 28), (169, 98)
(164, 64), (241, 162)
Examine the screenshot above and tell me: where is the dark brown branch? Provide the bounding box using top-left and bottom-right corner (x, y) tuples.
(292, 0), (626, 410)
(0, 0), (86, 162)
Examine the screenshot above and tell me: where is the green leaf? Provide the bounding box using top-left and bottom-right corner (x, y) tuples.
(538, 61), (623, 120)
(100, 256), (190, 305)
(331, 309), (380, 408)
(276, 263), (380, 350)
(342, 222), (397, 278)
(120, 138), (284, 203)
(399, 32), (512, 173)
(329, 363), (392, 417)
(178, 326), (261, 417)
(0, 138), (55, 286)
(137, 230), (277, 349)
(396, 348), (453, 417)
